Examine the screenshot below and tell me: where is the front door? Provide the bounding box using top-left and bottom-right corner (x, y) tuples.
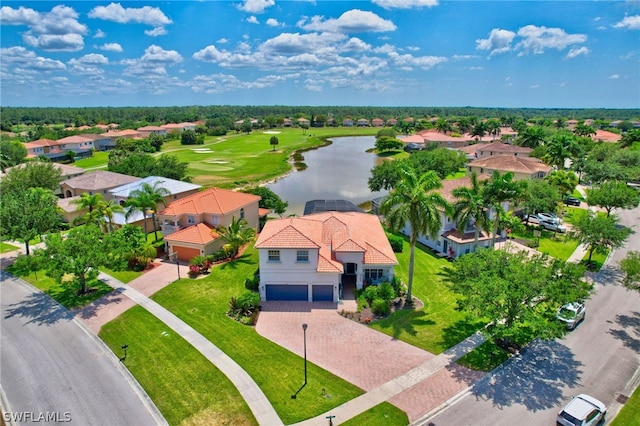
(345, 263), (357, 274)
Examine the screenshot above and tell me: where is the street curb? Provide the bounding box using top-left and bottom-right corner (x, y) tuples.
(604, 367), (640, 425)
(0, 384), (15, 426)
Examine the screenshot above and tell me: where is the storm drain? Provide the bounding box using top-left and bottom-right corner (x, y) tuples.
(616, 394), (629, 404)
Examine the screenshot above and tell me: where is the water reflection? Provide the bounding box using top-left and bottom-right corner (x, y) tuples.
(267, 136), (389, 216)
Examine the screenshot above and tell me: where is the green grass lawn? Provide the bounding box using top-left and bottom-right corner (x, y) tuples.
(74, 151), (109, 169)
(100, 306), (257, 426)
(611, 384), (640, 426)
(456, 340), (511, 372)
(148, 246), (366, 424)
(341, 402), (409, 426)
(370, 238), (485, 354)
(7, 267), (113, 309)
(101, 267), (142, 284)
(581, 249), (609, 271)
(0, 241), (19, 253)
(510, 226), (579, 261)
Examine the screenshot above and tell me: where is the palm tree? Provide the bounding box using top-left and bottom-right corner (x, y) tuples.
(482, 171), (527, 246)
(516, 126), (545, 148)
(125, 181), (170, 241)
(72, 192), (104, 214)
(544, 134), (579, 170)
(380, 164), (448, 303)
(215, 216), (256, 258)
(452, 173), (490, 252)
(96, 198), (124, 233)
(546, 170), (578, 199)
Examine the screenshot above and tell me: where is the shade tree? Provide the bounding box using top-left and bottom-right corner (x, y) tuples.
(586, 180), (640, 217)
(571, 212), (631, 265)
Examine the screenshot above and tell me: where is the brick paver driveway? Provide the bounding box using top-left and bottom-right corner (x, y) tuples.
(255, 301), (433, 391)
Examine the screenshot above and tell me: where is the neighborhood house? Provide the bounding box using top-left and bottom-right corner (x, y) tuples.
(254, 211), (398, 303)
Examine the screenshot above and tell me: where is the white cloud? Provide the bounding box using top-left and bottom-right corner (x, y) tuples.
(530, 84), (540, 89)
(298, 9), (396, 33)
(0, 5), (87, 52)
(260, 32), (346, 55)
(94, 29), (106, 38)
(372, 0), (438, 10)
(407, 46), (420, 51)
(516, 25), (587, 54)
(343, 37), (371, 52)
(469, 66), (483, 70)
(609, 74), (620, 79)
(565, 46), (589, 59)
(99, 43), (123, 52)
(217, 38), (229, 44)
(613, 15), (640, 30)
(247, 16), (259, 24)
(0, 46), (66, 71)
(122, 45), (182, 78)
(237, 0), (275, 14)
(387, 52), (447, 70)
(145, 27), (168, 37)
(141, 45), (183, 64)
(70, 53), (109, 65)
(89, 3), (172, 26)
(266, 18), (283, 27)
(476, 28), (516, 56)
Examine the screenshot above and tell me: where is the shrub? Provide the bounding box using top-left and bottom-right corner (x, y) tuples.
(390, 276), (406, 297)
(362, 285), (379, 305)
(386, 233), (404, 253)
(377, 282), (395, 302)
(371, 298), (391, 316)
(244, 273), (260, 291)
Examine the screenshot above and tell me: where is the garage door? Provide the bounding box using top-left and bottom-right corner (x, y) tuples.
(312, 285), (334, 302)
(266, 285), (308, 301)
(173, 246), (200, 262)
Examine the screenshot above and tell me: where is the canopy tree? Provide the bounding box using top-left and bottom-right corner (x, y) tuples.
(242, 186), (288, 217)
(0, 161), (62, 195)
(269, 136), (279, 151)
(571, 212), (631, 266)
(446, 249), (591, 347)
(380, 164), (448, 302)
(0, 188), (61, 255)
(375, 136), (404, 152)
(620, 251), (640, 292)
(522, 180), (560, 224)
(586, 180), (640, 217)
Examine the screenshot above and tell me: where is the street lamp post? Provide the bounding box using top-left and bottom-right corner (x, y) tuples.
(121, 344), (128, 361)
(302, 323), (308, 385)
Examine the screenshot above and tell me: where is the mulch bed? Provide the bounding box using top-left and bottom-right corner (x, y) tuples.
(340, 296), (425, 324)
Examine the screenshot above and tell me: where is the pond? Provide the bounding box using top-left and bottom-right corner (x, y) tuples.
(267, 136), (389, 216)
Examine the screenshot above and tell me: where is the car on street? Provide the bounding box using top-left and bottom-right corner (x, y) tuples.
(557, 394), (606, 426)
(537, 212), (561, 224)
(564, 196), (582, 206)
(557, 302), (586, 330)
(540, 220), (567, 233)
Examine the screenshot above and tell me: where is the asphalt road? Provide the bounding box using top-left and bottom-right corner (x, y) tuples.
(425, 205), (640, 426)
(1, 273), (165, 426)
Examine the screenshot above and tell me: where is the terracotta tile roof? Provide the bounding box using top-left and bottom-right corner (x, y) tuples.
(439, 174), (491, 203)
(137, 126), (165, 131)
(317, 251), (344, 273)
(419, 129), (468, 143)
(457, 144), (479, 155)
(399, 134), (425, 143)
(592, 130), (622, 143)
(255, 212), (398, 267)
(63, 171), (140, 191)
(157, 187), (261, 216)
(258, 208), (270, 217)
(442, 229), (492, 244)
(58, 135), (94, 144)
(164, 222), (218, 245)
(476, 142), (532, 156)
(24, 139), (57, 148)
(468, 155), (551, 175)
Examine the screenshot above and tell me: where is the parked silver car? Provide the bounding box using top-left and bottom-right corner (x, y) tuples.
(557, 302), (586, 330)
(540, 220), (567, 233)
(537, 212), (561, 224)
(557, 394), (606, 426)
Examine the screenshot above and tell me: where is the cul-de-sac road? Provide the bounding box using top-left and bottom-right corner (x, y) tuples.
(1, 273), (165, 426)
(425, 205), (640, 426)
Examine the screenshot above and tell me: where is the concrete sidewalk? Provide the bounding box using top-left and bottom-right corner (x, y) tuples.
(96, 272), (284, 426)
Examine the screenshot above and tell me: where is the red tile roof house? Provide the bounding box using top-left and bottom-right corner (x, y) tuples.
(474, 142), (533, 159)
(254, 212), (398, 302)
(156, 188), (265, 261)
(466, 155), (552, 180)
(60, 170), (140, 199)
(418, 129), (470, 148)
(137, 126), (167, 137)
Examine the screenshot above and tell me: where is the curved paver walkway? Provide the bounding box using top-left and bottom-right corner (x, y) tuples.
(96, 272), (284, 426)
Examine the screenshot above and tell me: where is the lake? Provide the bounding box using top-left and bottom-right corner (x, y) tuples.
(267, 136), (389, 216)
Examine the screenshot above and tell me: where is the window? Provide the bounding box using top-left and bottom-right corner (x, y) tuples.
(296, 250), (309, 262)
(187, 215), (195, 224)
(240, 208), (245, 219)
(211, 215), (220, 225)
(268, 250), (280, 262)
(364, 269), (384, 281)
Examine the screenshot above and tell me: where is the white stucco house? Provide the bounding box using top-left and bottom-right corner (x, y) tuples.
(254, 211), (398, 302)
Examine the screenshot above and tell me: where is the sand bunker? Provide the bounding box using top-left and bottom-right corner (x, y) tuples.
(192, 148), (213, 153)
(263, 131), (281, 134)
(207, 160), (230, 164)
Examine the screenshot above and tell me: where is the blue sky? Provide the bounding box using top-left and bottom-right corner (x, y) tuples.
(1, 1), (639, 108)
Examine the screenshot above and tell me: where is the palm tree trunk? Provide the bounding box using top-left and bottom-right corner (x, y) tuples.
(473, 227), (480, 251)
(142, 213), (149, 236)
(152, 213), (159, 242)
(407, 237), (416, 302)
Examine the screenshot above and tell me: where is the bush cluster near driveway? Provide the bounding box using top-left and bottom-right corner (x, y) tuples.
(369, 236), (485, 354)
(100, 307), (257, 426)
(148, 246), (366, 424)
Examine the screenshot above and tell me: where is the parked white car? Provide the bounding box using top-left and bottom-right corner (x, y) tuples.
(557, 302), (586, 330)
(537, 212), (561, 224)
(557, 394), (606, 426)
(540, 220), (567, 233)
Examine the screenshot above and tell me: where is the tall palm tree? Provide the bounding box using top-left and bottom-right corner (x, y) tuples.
(380, 164), (448, 302)
(215, 216), (256, 258)
(96, 198), (124, 233)
(452, 173), (489, 252)
(482, 171), (527, 246)
(125, 181), (170, 241)
(72, 192), (104, 214)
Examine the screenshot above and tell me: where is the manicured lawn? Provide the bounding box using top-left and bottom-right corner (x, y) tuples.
(6, 267), (113, 309)
(611, 384), (640, 426)
(370, 238), (485, 354)
(341, 402), (409, 426)
(510, 226), (579, 261)
(446, 168), (467, 180)
(102, 267), (142, 284)
(456, 340), (511, 372)
(74, 151), (109, 169)
(100, 306), (257, 426)
(0, 241), (19, 253)
(581, 249), (609, 271)
(149, 246), (364, 424)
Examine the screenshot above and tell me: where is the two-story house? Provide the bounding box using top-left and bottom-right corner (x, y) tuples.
(254, 211), (398, 303)
(156, 188), (264, 261)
